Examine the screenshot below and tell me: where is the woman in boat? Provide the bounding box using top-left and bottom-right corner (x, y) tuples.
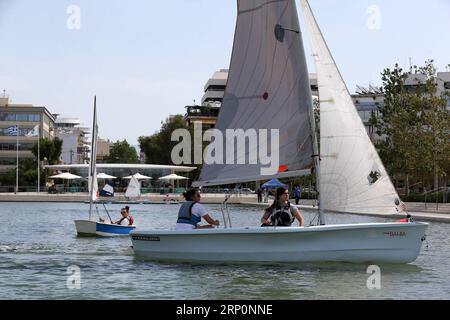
(123, 206), (134, 225)
(261, 187), (305, 227)
(176, 189), (220, 230)
(114, 207), (134, 226)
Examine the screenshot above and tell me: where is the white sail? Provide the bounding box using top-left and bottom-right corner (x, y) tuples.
(125, 176), (141, 198)
(130, 0), (428, 264)
(300, 0), (400, 215)
(100, 183), (114, 197)
(195, 0), (315, 186)
(88, 98), (99, 204)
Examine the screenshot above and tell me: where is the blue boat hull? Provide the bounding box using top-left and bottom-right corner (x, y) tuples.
(75, 220), (136, 237)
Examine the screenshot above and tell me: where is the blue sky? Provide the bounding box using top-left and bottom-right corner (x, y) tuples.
(1, 0), (449, 145)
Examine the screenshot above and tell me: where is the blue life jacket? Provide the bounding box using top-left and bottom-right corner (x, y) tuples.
(177, 201), (201, 226)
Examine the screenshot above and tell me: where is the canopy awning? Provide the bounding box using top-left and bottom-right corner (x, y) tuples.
(97, 173), (117, 179)
(49, 172), (82, 180)
(158, 173), (188, 180)
(261, 178), (288, 189)
(123, 173), (152, 180)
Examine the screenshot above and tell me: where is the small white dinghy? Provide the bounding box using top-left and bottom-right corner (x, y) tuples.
(75, 219), (136, 237)
(75, 97), (136, 237)
(131, 222), (427, 263)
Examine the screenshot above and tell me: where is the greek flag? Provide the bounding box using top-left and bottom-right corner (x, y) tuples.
(6, 125), (18, 136)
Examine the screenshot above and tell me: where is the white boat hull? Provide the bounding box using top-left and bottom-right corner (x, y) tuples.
(75, 220), (136, 237)
(130, 222), (428, 263)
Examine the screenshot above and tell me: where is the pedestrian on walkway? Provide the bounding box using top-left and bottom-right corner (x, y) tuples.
(294, 185), (302, 205)
(257, 188), (262, 203)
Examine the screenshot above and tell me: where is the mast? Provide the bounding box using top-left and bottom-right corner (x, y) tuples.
(15, 125), (19, 194)
(88, 96), (97, 220)
(292, 1), (324, 225)
(37, 126), (40, 193)
(299, 39), (324, 224)
(307, 96), (325, 225)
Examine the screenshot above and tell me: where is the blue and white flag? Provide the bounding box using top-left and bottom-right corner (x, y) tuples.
(6, 125), (18, 136)
(26, 125), (39, 137)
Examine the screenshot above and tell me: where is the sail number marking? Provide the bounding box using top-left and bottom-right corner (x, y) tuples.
(132, 235), (160, 241)
(383, 231), (406, 237)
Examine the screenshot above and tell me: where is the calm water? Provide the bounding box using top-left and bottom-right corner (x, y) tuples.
(0, 202), (449, 300)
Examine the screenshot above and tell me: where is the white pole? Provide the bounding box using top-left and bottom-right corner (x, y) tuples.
(88, 96), (97, 221)
(37, 126), (40, 193)
(15, 125), (19, 194)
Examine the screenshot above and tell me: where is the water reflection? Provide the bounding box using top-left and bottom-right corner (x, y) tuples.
(0, 202), (448, 299)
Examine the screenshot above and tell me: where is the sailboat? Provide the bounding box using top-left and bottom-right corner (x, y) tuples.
(130, 0), (427, 262)
(74, 97), (136, 236)
(125, 176), (141, 200)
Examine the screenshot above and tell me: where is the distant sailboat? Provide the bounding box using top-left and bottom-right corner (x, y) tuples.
(125, 176), (141, 199)
(131, 0), (427, 263)
(100, 184), (114, 197)
(74, 97), (136, 236)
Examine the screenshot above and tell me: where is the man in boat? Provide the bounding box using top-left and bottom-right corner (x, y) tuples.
(261, 187), (305, 227)
(176, 189), (220, 230)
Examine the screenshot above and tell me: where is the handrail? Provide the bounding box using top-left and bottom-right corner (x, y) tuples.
(424, 186), (449, 209)
(422, 186), (447, 195)
(220, 198), (228, 229)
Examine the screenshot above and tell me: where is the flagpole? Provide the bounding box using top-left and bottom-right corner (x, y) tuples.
(37, 126), (40, 193)
(16, 125), (19, 194)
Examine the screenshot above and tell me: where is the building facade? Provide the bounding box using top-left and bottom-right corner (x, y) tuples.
(352, 86), (384, 140)
(97, 138), (112, 162)
(201, 69), (228, 105)
(185, 70), (319, 130)
(55, 117), (91, 164)
(0, 96), (55, 173)
(186, 69), (449, 142)
(351, 71), (450, 141)
(437, 71), (450, 110)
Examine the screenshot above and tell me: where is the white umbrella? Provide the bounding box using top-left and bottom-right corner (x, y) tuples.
(97, 173), (117, 179)
(49, 172), (82, 180)
(159, 173), (189, 191)
(123, 173), (152, 180)
(158, 173), (188, 180)
(49, 172), (82, 192)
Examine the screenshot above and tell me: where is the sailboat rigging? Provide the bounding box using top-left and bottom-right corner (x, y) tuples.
(131, 0), (427, 263)
(74, 97), (136, 237)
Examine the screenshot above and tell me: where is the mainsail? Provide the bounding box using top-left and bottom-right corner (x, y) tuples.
(300, 0), (400, 215)
(195, 0), (315, 186)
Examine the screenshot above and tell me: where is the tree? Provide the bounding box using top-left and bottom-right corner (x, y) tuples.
(376, 60), (450, 192)
(32, 137), (63, 165)
(139, 115), (188, 165)
(0, 138), (61, 188)
(368, 110), (378, 140)
(0, 158), (46, 188)
(105, 140), (138, 163)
